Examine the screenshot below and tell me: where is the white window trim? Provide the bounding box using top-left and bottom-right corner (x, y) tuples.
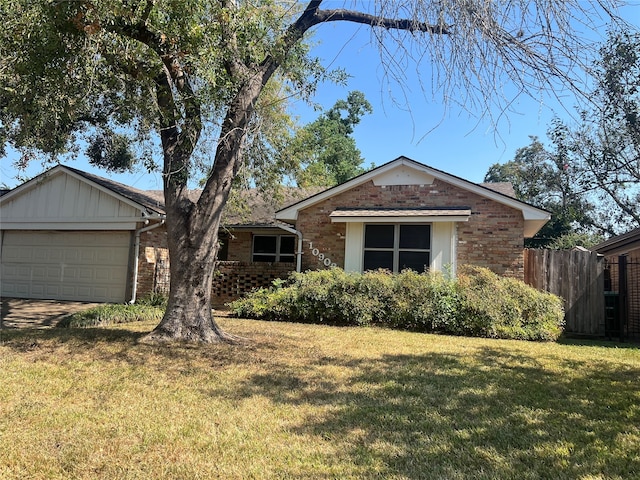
(252, 234), (295, 263)
(362, 223), (432, 273)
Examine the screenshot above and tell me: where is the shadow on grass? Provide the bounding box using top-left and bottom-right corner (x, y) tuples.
(213, 346), (640, 479)
(3, 323), (639, 478)
(0, 323), (268, 370)
(558, 336), (640, 349)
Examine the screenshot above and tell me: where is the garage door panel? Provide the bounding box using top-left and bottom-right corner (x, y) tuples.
(77, 286), (92, 297)
(47, 266), (63, 282)
(33, 250), (48, 262)
(1, 231), (131, 302)
(32, 266), (47, 279)
(78, 268), (93, 281)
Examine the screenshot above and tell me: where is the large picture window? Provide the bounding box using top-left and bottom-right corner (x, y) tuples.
(363, 224), (431, 272)
(252, 235), (295, 263)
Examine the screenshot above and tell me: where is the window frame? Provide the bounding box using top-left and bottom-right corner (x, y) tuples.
(363, 223), (432, 273)
(252, 234), (296, 263)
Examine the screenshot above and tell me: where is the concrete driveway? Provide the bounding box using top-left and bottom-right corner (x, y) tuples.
(0, 298), (100, 329)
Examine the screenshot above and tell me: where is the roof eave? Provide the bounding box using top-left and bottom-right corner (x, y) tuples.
(275, 156), (551, 222)
(0, 165), (165, 218)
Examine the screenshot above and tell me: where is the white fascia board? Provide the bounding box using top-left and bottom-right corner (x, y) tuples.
(1, 221), (139, 230)
(275, 156), (551, 228)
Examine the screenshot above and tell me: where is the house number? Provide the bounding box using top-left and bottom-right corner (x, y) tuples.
(306, 241), (337, 268)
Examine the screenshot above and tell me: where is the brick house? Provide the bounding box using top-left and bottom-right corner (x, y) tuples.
(213, 156), (550, 304)
(0, 157), (550, 304)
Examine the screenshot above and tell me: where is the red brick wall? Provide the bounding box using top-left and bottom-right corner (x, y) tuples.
(133, 178), (527, 301)
(295, 179), (525, 279)
(134, 226), (294, 304)
(226, 231), (253, 261)
(211, 261), (293, 307)
(136, 225), (170, 298)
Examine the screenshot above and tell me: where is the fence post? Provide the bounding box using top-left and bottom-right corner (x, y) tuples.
(618, 255), (627, 343)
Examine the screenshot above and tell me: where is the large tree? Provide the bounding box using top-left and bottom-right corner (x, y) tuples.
(552, 29), (640, 234)
(288, 90), (373, 187)
(484, 135), (596, 247)
(0, 0), (624, 343)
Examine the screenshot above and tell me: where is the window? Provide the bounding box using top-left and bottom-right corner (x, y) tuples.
(252, 235), (295, 263)
(363, 224), (431, 272)
(217, 233), (229, 261)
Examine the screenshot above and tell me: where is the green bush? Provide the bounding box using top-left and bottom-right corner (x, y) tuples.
(56, 303), (165, 328)
(136, 292), (169, 308)
(229, 266), (565, 341)
(456, 266), (565, 341)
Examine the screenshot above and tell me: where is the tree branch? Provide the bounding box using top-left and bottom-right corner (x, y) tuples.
(220, 0), (247, 80)
(314, 9), (449, 34)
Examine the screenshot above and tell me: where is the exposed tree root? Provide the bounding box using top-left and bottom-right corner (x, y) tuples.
(138, 322), (251, 346)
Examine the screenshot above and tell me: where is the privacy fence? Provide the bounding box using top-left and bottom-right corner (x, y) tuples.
(524, 249), (604, 337)
(525, 249), (640, 341)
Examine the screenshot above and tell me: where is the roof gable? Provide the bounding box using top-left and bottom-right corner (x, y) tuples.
(1, 165), (165, 216)
(0, 165), (164, 230)
(276, 156), (550, 237)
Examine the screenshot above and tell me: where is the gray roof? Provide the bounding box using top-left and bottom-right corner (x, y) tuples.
(66, 166), (322, 226)
(11, 165), (517, 227)
(222, 187), (324, 227)
(591, 227), (640, 255)
(479, 182), (516, 198)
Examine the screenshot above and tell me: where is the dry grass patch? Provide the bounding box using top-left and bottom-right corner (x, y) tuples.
(1, 319), (639, 479)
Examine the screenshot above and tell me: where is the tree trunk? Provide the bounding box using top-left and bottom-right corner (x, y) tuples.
(140, 210), (239, 343)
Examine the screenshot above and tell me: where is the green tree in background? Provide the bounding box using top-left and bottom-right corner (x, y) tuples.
(484, 135), (596, 248)
(552, 29), (640, 234)
(488, 29), (640, 247)
(0, 1), (625, 343)
(287, 91), (373, 187)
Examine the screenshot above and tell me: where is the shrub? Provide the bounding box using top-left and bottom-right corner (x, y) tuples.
(230, 267), (565, 341)
(56, 304), (165, 328)
(136, 292), (169, 308)
(456, 266), (565, 341)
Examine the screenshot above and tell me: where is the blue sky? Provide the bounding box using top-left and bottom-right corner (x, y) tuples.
(1, 3), (639, 190)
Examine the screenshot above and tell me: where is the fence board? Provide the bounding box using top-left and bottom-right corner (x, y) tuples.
(524, 249), (604, 336)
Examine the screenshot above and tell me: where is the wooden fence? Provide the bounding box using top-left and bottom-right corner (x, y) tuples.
(524, 249), (605, 336)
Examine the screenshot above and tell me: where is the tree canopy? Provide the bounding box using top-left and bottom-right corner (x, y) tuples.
(287, 90), (373, 187)
(486, 28), (640, 245)
(484, 135), (597, 248)
(551, 29), (640, 234)
(0, 0), (626, 342)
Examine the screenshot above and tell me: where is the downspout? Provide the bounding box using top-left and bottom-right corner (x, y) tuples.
(277, 223), (303, 273)
(130, 217), (166, 304)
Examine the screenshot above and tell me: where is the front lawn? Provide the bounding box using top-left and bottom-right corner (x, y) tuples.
(1, 319), (638, 479)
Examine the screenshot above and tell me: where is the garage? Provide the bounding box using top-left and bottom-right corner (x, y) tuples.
(1, 231), (132, 303)
(0, 165), (166, 304)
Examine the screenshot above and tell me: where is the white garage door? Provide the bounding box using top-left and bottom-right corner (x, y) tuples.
(1, 231), (131, 303)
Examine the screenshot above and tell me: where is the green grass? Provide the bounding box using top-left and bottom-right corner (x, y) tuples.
(56, 304), (164, 328)
(1, 319), (639, 479)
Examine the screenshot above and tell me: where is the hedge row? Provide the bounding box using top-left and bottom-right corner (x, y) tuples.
(229, 266), (565, 341)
